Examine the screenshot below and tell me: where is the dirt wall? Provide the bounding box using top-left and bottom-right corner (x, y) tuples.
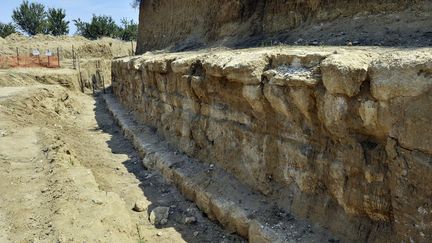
(112, 47), (432, 242)
(136, 0), (432, 53)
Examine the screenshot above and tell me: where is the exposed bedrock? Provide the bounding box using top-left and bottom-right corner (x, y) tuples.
(112, 47), (432, 242)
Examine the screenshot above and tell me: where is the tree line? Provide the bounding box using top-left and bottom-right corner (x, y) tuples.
(0, 0), (138, 41)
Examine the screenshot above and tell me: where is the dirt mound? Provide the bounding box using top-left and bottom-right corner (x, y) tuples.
(136, 0), (432, 52)
(4, 33), (27, 42)
(0, 34), (134, 59)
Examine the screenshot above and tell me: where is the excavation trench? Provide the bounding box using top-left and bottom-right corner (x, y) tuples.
(0, 84), (245, 242)
(1, 44), (432, 243)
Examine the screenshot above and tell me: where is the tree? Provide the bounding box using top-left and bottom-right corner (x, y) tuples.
(0, 22), (17, 38)
(118, 18), (138, 41)
(47, 8), (69, 36)
(12, 0), (47, 35)
(74, 15), (120, 39)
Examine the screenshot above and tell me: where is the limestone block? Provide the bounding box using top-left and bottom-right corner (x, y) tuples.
(321, 92), (348, 136)
(242, 85), (264, 113)
(204, 52), (268, 84)
(370, 52), (432, 101)
(144, 58), (169, 74)
(359, 100), (378, 129)
(263, 84), (292, 119)
(321, 52), (372, 97)
(190, 76), (206, 99)
(171, 56), (201, 74)
(176, 75), (195, 98)
(394, 91), (432, 154)
(289, 87), (315, 121)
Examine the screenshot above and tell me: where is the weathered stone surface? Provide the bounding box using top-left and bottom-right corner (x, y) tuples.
(204, 52), (268, 84)
(133, 200), (148, 212)
(149, 206), (170, 225)
(112, 47), (432, 243)
(370, 52), (432, 101)
(321, 52), (372, 97)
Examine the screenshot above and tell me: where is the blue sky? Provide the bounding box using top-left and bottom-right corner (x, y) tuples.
(0, 0), (139, 34)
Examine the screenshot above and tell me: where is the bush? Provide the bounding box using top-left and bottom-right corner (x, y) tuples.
(0, 22), (17, 38)
(74, 15), (120, 40)
(118, 18), (138, 41)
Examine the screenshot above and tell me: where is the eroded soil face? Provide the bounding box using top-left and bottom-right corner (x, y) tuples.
(0, 84), (243, 242)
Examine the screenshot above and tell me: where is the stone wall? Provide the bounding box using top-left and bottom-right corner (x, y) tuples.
(112, 47), (432, 242)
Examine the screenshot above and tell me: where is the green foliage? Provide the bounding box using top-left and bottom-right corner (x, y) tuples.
(118, 18), (138, 41)
(74, 15), (138, 41)
(74, 15), (120, 40)
(12, 0), (47, 35)
(0, 22), (17, 38)
(47, 8), (69, 36)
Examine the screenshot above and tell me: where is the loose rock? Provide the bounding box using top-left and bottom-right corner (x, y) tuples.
(184, 216), (197, 224)
(149, 206), (169, 225)
(133, 200), (147, 212)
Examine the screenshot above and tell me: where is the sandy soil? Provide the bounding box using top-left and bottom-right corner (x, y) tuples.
(0, 34), (135, 59)
(0, 84), (244, 242)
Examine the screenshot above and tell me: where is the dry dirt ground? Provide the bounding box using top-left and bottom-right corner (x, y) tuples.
(0, 82), (244, 242)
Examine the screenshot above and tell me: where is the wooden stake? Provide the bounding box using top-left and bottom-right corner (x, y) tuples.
(16, 47), (19, 66)
(72, 45), (76, 69)
(57, 47), (60, 67)
(77, 56), (84, 93)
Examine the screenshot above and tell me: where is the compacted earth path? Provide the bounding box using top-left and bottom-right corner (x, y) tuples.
(0, 84), (244, 242)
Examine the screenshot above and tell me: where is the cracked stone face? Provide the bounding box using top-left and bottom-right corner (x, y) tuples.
(112, 47), (432, 243)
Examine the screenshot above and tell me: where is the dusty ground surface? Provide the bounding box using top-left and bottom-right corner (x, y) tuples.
(0, 34), (135, 59)
(0, 82), (244, 242)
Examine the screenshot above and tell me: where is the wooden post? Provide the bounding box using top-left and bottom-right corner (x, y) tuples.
(72, 45), (76, 69)
(102, 72), (106, 94)
(131, 41), (134, 56)
(16, 48), (19, 66)
(57, 47), (60, 68)
(77, 56), (84, 93)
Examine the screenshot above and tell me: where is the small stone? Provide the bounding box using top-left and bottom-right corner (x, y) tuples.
(133, 200), (147, 212)
(156, 232), (163, 237)
(193, 231), (199, 237)
(183, 216), (197, 224)
(149, 206), (170, 225)
(92, 199), (103, 205)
